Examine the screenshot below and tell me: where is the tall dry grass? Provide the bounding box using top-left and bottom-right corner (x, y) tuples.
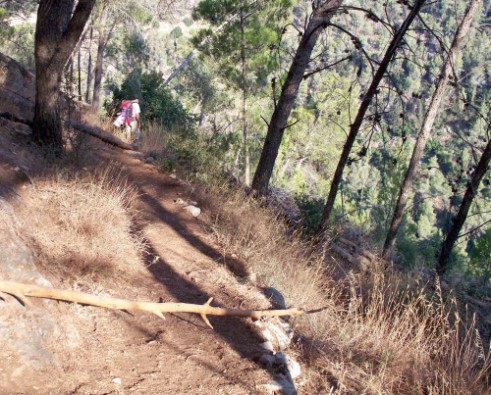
(15, 166), (145, 284)
(190, 183), (490, 394)
(142, 123), (489, 392)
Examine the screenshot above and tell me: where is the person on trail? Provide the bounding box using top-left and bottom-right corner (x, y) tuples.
(125, 99), (141, 147)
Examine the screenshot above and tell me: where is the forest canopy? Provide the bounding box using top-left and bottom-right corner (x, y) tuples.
(1, 0), (490, 280)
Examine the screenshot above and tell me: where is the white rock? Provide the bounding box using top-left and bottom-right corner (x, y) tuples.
(257, 376), (297, 395)
(275, 352), (302, 379)
(170, 173), (177, 179)
(262, 321), (292, 351)
(112, 377), (122, 385)
(183, 205), (201, 217)
(259, 341), (274, 352)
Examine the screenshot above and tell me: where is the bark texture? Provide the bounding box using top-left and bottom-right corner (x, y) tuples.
(92, 14), (114, 110)
(382, 0), (482, 259)
(251, 0), (343, 198)
(316, 0), (426, 234)
(437, 136), (491, 274)
(33, 0), (96, 153)
(85, 26), (93, 103)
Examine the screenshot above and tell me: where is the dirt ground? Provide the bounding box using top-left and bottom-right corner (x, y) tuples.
(0, 127), (306, 395)
(0, 53), (304, 394)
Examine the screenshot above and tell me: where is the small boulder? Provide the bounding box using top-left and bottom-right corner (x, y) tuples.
(183, 205), (201, 217)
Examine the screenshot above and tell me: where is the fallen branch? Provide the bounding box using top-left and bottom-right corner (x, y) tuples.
(0, 280), (304, 329)
(69, 120), (137, 151)
(330, 242), (370, 271)
(0, 110), (33, 127)
(0, 111), (136, 151)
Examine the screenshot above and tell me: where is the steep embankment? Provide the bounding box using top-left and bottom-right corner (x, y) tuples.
(0, 53), (304, 394)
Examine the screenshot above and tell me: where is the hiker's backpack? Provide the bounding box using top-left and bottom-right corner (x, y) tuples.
(121, 100), (133, 125)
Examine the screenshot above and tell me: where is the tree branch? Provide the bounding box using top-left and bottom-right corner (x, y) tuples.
(0, 280), (304, 329)
(54, 0), (97, 67)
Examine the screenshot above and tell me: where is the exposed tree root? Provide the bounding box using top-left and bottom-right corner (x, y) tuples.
(0, 280), (304, 329)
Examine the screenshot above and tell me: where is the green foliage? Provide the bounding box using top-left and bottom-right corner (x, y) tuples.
(160, 125), (240, 185)
(469, 228), (491, 283)
(0, 8), (35, 67)
(106, 70), (190, 129)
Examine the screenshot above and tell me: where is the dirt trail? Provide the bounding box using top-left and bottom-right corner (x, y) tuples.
(0, 141), (294, 394)
(72, 150), (279, 394)
(0, 51), (299, 393)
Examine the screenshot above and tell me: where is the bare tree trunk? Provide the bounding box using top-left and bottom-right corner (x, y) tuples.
(437, 135), (491, 274)
(382, 0), (482, 260)
(92, 24), (106, 110)
(316, 0), (426, 235)
(66, 59), (74, 95)
(250, 0), (343, 198)
(78, 46), (82, 100)
(33, 0), (96, 154)
(85, 25), (93, 103)
(239, 5), (250, 186)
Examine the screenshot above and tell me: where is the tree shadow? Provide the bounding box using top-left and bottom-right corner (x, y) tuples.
(133, 174), (251, 279)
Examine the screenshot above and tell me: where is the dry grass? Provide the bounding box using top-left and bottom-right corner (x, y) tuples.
(192, 184), (491, 394)
(15, 166), (145, 284)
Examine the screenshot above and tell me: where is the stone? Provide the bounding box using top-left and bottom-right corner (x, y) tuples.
(257, 375), (297, 395)
(261, 319), (292, 351)
(275, 352), (302, 379)
(0, 201), (80, 391)
(183, 205), (201, 217)
(264, 287), (286, 309)
(258, 353), (276, 368)
(259, 341), (274, 352)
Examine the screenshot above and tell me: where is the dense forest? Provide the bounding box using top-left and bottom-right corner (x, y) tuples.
(1, 0), (490, 281)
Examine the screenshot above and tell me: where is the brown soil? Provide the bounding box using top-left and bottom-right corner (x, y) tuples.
(0, 53), (303, 394)
(0, 130), (297, 394)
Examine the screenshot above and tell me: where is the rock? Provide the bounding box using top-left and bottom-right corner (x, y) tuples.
(258, 353), (276, 368)
(275, 352), (302, 379)
(0, 202), (76, 390)
(264, 287), (286, 309)
(248, 272), (257, 283)
(257, 375), (297, 395)
(261, 319), (293, 351)
(259, 341), (275, 352)
(112, 377), (122, 385)
(170, 173), (177, 179)
(183, 205), (201, 217)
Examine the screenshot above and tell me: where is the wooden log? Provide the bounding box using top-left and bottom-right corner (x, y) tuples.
(69, 120), (137, 151)
(0, 111), (136, 151)
(0, 280), (304, 329)
(339, 237), (377, 261)
(330, 242), (370, 272)
(0, 110), (33, 127)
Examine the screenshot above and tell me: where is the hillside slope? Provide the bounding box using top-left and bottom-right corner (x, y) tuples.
(0, 54), (303, 394)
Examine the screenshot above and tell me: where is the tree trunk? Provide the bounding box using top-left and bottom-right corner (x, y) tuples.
(78, 46), (83, 100)
(437, 135), (491, 274)
(316, 0), (426, 235)
(240, 5), (250, 186)
(33, 0), (96, 153)
(92, 24), (106, 110)
(382, 0), (482, 260)
(85, 26), (93, 103)
(250, 0), (344, 198)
